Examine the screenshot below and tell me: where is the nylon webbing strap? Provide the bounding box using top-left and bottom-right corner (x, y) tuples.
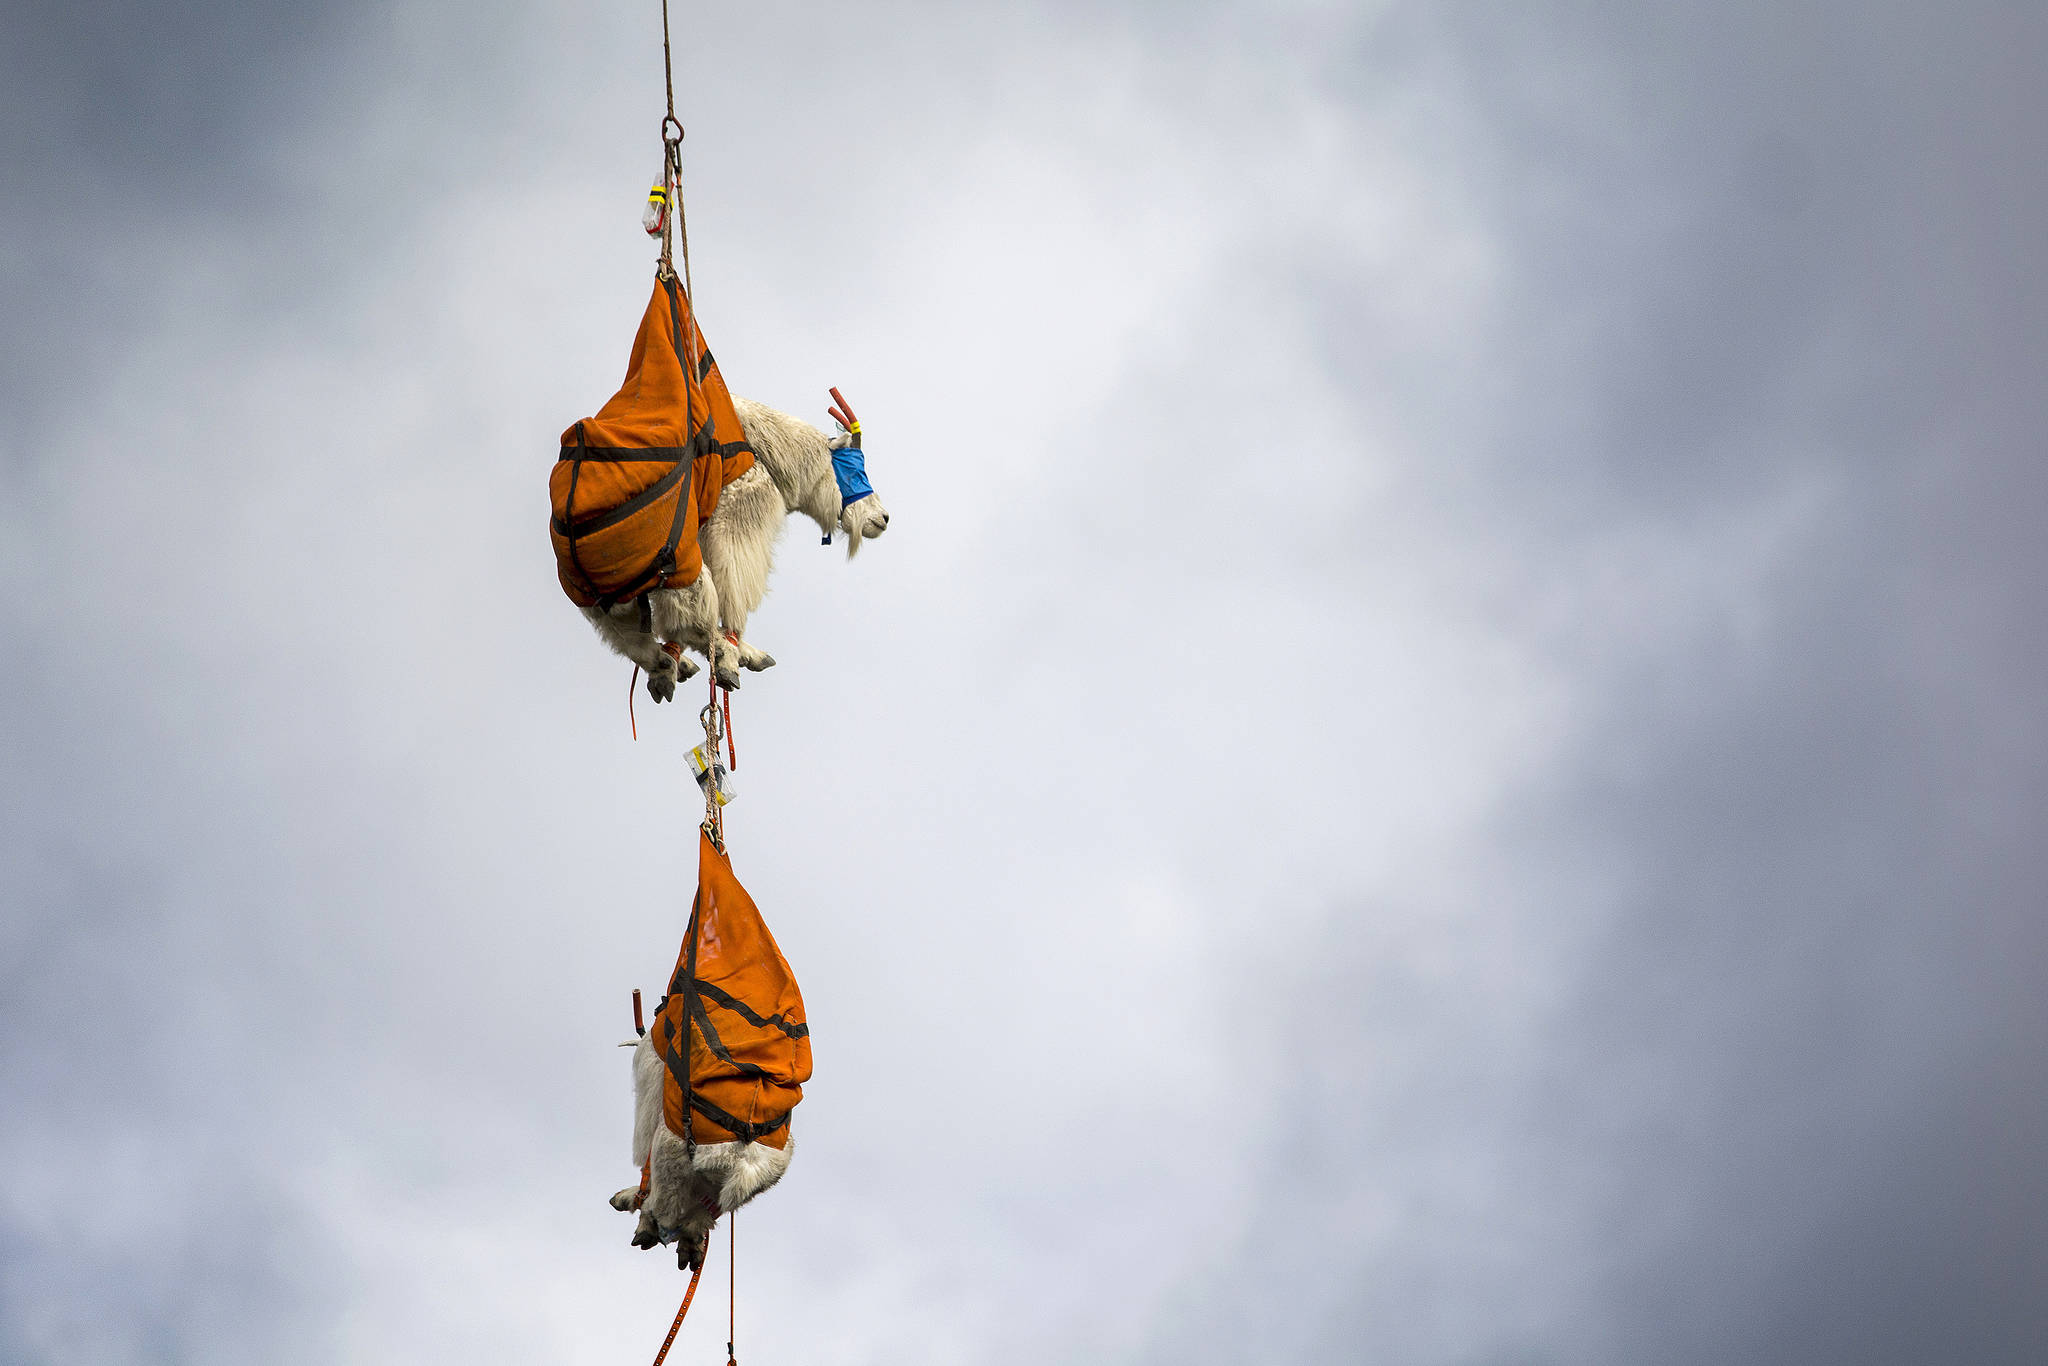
(690, 995), (776, 1083)
(665, 271), (693, 382)
(687, 1090), (791, 1145)
(554, 452), (692, 538)
(644, 273), (703, 591)
(693, 979), (808, 1040)
(562, 423), (593, 594)
(679, 877), (703, 1160)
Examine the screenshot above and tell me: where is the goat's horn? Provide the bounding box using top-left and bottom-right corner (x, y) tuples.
(827, 386), (859, 434)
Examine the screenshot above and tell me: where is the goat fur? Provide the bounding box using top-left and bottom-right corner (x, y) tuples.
(610, 1032), (794, 1265)
(581, 395), (890, 698)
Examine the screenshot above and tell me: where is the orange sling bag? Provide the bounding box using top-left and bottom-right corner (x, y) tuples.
(649, 832), (811, 1151)
(550, 274), (755, 609)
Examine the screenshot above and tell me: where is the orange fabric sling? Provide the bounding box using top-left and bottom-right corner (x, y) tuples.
(651, 832), (811, 1150)
(550, 274), (755, 608)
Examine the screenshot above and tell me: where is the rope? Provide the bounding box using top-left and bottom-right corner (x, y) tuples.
(639, 27), (726, 1365)
(649, 1241), (709, 1366)
(675, 151), (695, 314)
(726, 1210), (737, 1366)
(699, 662), (725, 850)
(654, 0), (690, 312)
(659, 0), (675, 129)
(630, 665), (641, 740)
(712, 635), (737, 769)
(651, 0), (703, 525)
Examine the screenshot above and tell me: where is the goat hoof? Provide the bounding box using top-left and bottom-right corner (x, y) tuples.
(715, 669), (742, 692)
(647, 672), (675, 704)
(610, 1187), (641, 1212)
(744, 653), (776, 671)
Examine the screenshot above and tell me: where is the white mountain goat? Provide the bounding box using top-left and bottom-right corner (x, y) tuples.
(608, 1032), (794, 1268)
(581, 394), (889, 697)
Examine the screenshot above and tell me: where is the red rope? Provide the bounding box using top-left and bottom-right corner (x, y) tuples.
(726, 1211), (737, 1366)
(721, 688), (735, 770)
(650, 1243), (709, 1366)
(630, 666), (641, 741)
(720, 634), (738, 770)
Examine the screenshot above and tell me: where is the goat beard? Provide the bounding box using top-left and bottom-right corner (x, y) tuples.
(841, 503), (883, 559)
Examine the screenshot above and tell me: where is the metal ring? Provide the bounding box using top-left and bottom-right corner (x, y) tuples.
(662, 114), (685, 146)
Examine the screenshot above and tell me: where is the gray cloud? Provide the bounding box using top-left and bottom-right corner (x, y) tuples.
(3, 3), (2043, 1364)
(1134, 5), (2048, 1364)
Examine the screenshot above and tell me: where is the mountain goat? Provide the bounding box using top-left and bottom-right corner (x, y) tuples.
(607, 840), (813, 1271)
(608, 1030), (793, 1269)
(580, 394), (889, 698)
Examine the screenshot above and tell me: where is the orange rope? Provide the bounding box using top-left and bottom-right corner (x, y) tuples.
(722, 687), (735, 770)
(650, 1242), (709, 1366)
(718, 635), (738, 770)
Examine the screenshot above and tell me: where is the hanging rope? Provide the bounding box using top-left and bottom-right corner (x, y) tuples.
(648, 1238), (710, 1366)
(628, 14), (748, 1365)
(655, 0), (692, 312)
(650, 0), (705, 541)
(659, 0), (675, 128)
(656, 0), (680, 278)
(726, 1210), (738, 1366)
(699, 664), (725, 851)
(722, 687), (735, 770)
(719, 636), (737, 770)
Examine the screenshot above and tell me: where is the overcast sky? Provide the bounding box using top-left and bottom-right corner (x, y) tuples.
(4, 3), (2045, 1364)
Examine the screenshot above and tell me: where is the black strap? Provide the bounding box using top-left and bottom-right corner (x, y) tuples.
(555, 444), (693, 463)
(694, 979), (809, 1040)
(653, 426), (717, 584)
(633, 276), (705, 594)
(686, 1090), (792, 1145)
(562, 422), (594, 596)
(680, 879), (703, 1159)
(664, 273), (694, 416)
(690, 994), (776, 1082)
(657, 1012), (689, 1141)
(553, 454), (690, 538)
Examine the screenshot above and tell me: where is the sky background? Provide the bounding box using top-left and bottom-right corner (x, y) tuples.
(3, 2), (2045, 1363)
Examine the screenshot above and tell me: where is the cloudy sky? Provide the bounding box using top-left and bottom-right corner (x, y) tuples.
(4, 3), (2044, 1363)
